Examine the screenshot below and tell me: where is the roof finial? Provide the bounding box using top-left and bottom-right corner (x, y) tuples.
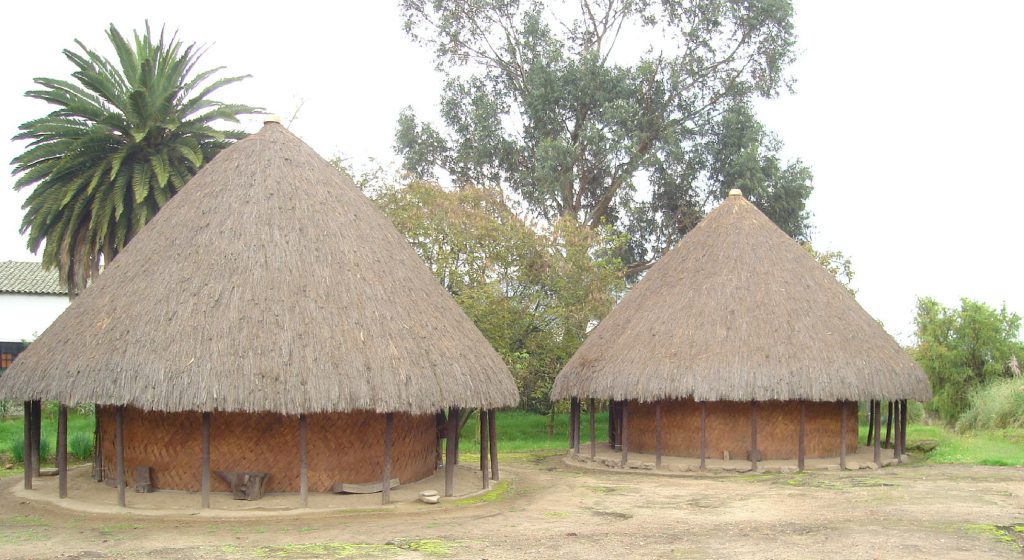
(728, 188), (743, 198)
(263, 114), (282, 125)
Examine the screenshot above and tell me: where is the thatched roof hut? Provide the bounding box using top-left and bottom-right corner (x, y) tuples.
(1, 121), (515, 505)
(554, 190), (930, 469)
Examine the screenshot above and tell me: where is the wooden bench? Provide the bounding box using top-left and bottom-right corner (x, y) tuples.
(332, 478), (399, 494)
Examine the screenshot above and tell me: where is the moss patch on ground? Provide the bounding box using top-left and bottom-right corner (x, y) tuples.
(453, 479), (512, 505)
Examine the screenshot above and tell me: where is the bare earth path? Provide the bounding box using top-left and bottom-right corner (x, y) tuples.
(1, 454), (1022, 559)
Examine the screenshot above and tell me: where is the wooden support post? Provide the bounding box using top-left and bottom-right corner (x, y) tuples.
(588, 398), (596, 459)
(892, 400), (901, 461)
(884, 401), (893, 449)
(797, 400), (806, 472)
(699, 401), (707, 472)
(872, 400), (881, 467)
(201, 412), (211, 509)
(654, 401), (662, 469)
(299, 413), (308, 507)
(573, 401), (581, 456)
(58, 404), (68, 499)
(608, 401), (617, 448)
(454, 408), (461, 460)
(445, 407), (458, 497)
(92, 408), (103, 482)
(900, 399), (908, 457)
(383, 413), (394, 504)
(620, 402), (629, 467)
(839, 401), (848, 470)
(488, 410), (499, 481)
(115, 406), (125, 507)
(750, 401), (758, 472)
(615, 401), (624, 451)
(22, 401), (32, 490)
(31, 400), (41, 476)
(479, 410), (489, 490)
(866, 399), (875, 446)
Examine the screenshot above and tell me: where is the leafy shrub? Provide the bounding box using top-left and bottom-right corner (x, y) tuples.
(9, 437), (23, 463)
(69, 432), (93, 460)
(956, 377), (1024, 431)
(38, 434), (52, 463)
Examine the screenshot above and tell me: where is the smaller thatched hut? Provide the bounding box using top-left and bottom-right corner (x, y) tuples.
(0, 119), (517, 507)
(552, 189), (931, 470)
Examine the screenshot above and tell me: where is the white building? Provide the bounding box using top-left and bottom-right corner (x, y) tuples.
(0, 261), (68, 369)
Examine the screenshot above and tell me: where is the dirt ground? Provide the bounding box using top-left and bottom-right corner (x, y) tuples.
(1, 453), (1022, 559)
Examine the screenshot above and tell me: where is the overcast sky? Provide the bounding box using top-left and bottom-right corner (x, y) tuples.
(1, 2), (1020, 343)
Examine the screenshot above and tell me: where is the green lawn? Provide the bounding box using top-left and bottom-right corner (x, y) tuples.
(0, 405), (94, 466)
(905, 424), (1024, 466)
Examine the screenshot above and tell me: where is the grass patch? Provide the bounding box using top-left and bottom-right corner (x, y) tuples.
(962, 523), (1023, 550)
(0, 405), (95, 466)
(453, 479), (512, 505)
(457, 410), (603, 452)
(906, 424), (1024, 466)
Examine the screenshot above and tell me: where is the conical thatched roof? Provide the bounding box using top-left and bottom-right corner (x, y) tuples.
(552, 190), (931, 403)
(0, 122), (518, 414)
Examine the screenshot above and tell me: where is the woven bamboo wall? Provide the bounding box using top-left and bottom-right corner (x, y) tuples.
(98, 406), (436, 492)
(625, 399), (858, 460)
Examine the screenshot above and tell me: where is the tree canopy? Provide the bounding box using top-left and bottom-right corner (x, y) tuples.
(912, 297), (1024, 423)
(397, 0), (813, 270)
(374, 181), (625, 411)
(11, 23), (259, 295)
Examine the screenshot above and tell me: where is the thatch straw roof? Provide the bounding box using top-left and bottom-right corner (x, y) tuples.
(0, 122), (518, 414)
(552, 190), (931, 403)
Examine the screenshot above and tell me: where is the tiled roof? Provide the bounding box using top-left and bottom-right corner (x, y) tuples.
(0, 261), (66, 295)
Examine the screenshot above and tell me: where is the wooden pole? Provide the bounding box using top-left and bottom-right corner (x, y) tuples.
(92, 407), (103, 482)
(383, 412), (394, 504)
(699, 401), (707, 471)
(608, 401), (617, 447)
(588, 398), (596, 459)
(488, 411), (499, 481)
(797, 400), (806, 472)
(900, 399), (908, 457)
(58, 404), (68, 498)
(654, 401), (662, 469)
(573, 400), (581, 456)
(445, 407), (458, 497)
(839, 401), (848, 470)
(892, 400), (902, 461)
(299, 413), (308, 507)
(454, 408), (461, 461)
(620, 402), (629, 467)
(866, 399), (875, 445)
(872, 400), (881, 467)
(31, 400), (41, 476)
(479, 410), (489, 490)
(884, 401), (893, 449)
(115, 406), (125, 507)
(201, 412), (211, 508)
(22, 401), (32, 490)
(750, 401), (758, 472)
(615, 401), (623, 451)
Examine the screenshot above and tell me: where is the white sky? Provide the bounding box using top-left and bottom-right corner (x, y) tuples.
(1, 2), (1020, 343)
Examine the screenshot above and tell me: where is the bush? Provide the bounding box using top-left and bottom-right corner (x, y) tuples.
(7, 435), (54, 465)
(38, 434), (52, 463)
(8, 437), (23, 463)
(69, 432), (93, 460)
(956, 377), (1024, 431)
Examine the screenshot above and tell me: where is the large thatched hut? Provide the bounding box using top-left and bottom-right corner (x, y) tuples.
(0, 119), (517, 506)
(552, 190), (931, 470)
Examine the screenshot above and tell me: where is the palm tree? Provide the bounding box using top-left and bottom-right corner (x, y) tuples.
(11, 23), (260, 296)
